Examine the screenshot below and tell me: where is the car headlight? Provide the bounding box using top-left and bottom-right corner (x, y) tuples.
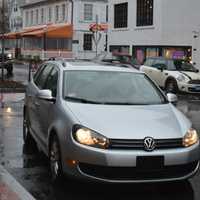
(7, 53), (12, 59)
(183, 128), (199, 147)
(73, 125), (109, 149)
(177, 74), (187, 82)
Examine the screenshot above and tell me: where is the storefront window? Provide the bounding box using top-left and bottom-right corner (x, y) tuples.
(146, 48), (159, 57)
(163, 48), (186, 59)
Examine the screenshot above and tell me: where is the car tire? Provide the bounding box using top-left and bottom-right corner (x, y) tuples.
(49, 135), (63, 183)
(165, 79), (179, 94)
(23, 112), (38, 154)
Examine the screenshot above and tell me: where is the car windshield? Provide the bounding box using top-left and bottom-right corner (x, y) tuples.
(174, 60), (198, 72)
(63, 71), (166, 105)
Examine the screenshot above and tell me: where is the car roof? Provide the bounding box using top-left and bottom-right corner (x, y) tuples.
(146, 57), (184, 61)
(47, 59), (141, 73)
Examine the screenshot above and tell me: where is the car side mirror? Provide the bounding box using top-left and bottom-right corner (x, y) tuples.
(157, 65), (165, 71)
(37, 90), (56, 102)
(167, 93), (178, 104)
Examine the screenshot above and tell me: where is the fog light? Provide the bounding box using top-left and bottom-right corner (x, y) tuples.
(66, 159), (77, 167)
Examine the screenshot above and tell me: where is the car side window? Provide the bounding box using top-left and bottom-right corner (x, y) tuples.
(44, 67), (59, 97)
(34, 64), (53, 89)
(33, 64), (45, 82)
(152, 59), (167, 70)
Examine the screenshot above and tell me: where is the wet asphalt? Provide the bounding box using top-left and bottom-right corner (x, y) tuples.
(0, 64), (200, 200)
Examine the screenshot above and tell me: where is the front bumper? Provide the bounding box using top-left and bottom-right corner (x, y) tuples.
(178, 82), (200, 93)
(62, 141), (200, 183)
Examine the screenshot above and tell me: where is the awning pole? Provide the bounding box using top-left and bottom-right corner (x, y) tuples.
(1, 0), (5, 81)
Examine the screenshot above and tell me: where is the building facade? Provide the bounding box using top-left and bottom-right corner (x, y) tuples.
(20, 0), (108, 59)
(9, 0), (25, 32)
(108, 0), (200, 68)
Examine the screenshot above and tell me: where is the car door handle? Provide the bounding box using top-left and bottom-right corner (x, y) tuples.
(149, 70), (153, 73)
(34, 102), (40, 107)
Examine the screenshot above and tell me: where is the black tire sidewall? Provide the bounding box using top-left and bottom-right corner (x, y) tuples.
(166, 79), (178, 93)
(50, 135), (63, 183)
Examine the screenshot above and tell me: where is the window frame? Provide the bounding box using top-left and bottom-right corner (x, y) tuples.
(136, 0), (154, 27)
(84, 4), (93, 21)
(62, 4), (66, 21)
(55, 5), (60, 22)
(83, 33), (93, 51)
(114, 2), (128, 29)
(41, 8), (44, 24)
(48, 7), (52, 22)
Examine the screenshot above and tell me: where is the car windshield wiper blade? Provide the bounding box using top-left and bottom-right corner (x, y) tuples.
(101, 102), (151, 105)
(64, 96), (103, 104)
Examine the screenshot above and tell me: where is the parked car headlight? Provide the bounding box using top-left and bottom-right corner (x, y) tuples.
(177, 74), (187, 82)
(73, 126), (109, 149)
(7, 53), (12, 59)
(183, 128), (199, 147)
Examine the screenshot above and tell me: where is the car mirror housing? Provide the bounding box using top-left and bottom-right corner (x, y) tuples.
(167, 93), (178, 104)
(157, 65), (166, 71)
(37, 90), (55, 102)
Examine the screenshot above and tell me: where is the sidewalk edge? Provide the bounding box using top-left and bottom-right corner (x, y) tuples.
(0, 165), (36, 200)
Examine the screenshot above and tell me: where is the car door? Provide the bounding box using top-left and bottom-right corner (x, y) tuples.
(150, 59), (168, 87)
(36, 65), (59, 143)
(30, 64), (54, 146)
(141, 58), (156, 79)
(26, 64), (46, 134)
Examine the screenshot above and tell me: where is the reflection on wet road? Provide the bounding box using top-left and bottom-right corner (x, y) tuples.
(0, 93), (199, 200)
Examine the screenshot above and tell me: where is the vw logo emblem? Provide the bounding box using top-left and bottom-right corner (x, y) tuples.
(144, 137), (155, 151)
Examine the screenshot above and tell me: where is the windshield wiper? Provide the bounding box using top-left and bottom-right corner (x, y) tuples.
(64, 96), (103, 104)
(101, 102), (151, 105)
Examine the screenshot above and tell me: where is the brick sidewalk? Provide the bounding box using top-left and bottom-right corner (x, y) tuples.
(0, 183), (20, 200)
(0, 165), (36, 200)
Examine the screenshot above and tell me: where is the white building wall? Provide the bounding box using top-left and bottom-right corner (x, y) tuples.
(21, 0), (108, 60)
(108, 0), (163, 53)
(73, 0), (108, 59)
(108, 0), (200, 68)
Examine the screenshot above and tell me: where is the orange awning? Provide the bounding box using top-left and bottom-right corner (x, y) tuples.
(22, 24), (73, 38)
(1, 23), (73, 39)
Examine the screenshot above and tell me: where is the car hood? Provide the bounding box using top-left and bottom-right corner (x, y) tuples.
(65, 102), (191, 140)
(179, 71), (200, 80)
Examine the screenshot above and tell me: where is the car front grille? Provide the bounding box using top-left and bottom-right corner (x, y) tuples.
(79, 162), (198, 181)
(109, 138), (183, 150)
(188, 80), (200, 84)
(188, 87), (200, 93)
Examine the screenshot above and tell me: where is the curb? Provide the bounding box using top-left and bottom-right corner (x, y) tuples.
(0, 88), (26, 93)
(0, 165), (36, 200)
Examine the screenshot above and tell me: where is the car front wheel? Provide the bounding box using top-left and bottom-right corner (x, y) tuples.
(165, 79), (179, 94)
(23, 114), (34, 144)
(50, 135), (63, 183)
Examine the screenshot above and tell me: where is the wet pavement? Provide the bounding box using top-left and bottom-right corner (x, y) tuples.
(0, 92), (199, 200)
(0, 64), (200, 200)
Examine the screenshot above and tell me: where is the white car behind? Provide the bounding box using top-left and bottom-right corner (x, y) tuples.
(140, 57), (200, 93)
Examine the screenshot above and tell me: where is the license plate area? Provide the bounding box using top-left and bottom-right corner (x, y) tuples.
(137, 156), (164, 170)
(195, 86), (200, 91)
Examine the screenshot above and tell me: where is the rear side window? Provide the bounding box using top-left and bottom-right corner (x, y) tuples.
(35, 65), (53, 89)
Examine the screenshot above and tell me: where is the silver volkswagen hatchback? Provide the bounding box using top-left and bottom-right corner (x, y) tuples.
(24, 60), (199, 183)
